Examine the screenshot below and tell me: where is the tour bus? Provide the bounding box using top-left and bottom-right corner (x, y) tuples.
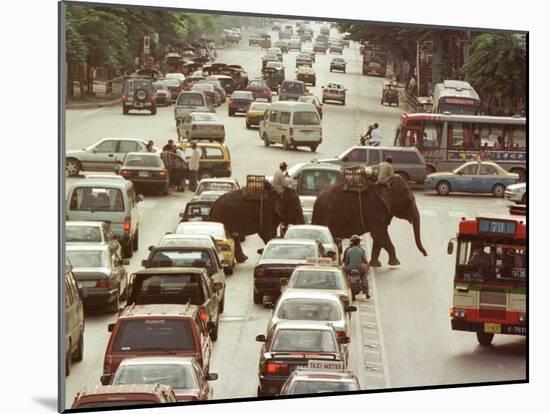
(433, 80), (480, 115)
(393, 112), (526, 180)
(447, 205), (526, 346)
(361, 42), (386, 77)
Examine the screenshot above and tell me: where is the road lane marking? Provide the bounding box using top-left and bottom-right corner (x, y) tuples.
(448, 210), (469, 218)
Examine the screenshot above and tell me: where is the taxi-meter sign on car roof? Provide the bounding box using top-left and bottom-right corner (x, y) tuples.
(306, 257), (334, 266)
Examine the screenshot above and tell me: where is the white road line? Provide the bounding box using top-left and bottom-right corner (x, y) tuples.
(419, 208), (438, 217)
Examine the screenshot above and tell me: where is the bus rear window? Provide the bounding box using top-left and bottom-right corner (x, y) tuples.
(113, 319), (194, 352)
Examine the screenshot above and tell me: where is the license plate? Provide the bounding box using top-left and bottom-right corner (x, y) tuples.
(135, 103), (143, 107)
(139, 171), (149, 177)
(307, 360), (344, 370)
(484, 323), (501, 334)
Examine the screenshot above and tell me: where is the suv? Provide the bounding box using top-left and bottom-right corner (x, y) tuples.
(126, 267), (222, 340)
(121, 78), (157, 115)
(320, 146), (428, 184)
(279, 80), (307, 102)
(65, 260), (85, 376)
(72, 384), (177, 408)
(102, 304), (213, 382)
(174, 91), (215, 127)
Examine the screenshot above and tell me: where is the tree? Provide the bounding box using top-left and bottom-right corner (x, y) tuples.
(463, 33), (526, 115)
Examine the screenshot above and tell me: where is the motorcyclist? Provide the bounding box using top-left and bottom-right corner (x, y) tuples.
(343, 235), (370, 299)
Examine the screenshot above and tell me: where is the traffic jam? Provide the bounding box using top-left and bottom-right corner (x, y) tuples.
(64, 17), (527, 409)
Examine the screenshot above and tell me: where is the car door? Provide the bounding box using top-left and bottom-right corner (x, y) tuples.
(453, 163), (479, 191)
(268, 110), (279, 142)
(116, 140), (141, 165)
(85, 139), (119, 171)
(112, 251), (127, 295)
(477, 163), (499, 193)
(202, 272), (219, 323)
(341, 148), (367, 167)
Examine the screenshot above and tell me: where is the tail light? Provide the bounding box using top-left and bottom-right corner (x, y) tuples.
(121, 170), (131, 178)
(200, 307), (208, 322)
(96, 279), (112, 289)
(154, 171), (167, 177)
(220, 244), (230, 251)
(335, 330), (346, 339)
(229, 99), (234, 105)
(123, 217), (131, 232)
(264, 88), (270, 94)
(104, 355), (112, 373)
(176, 87), (181, 92)
(149, 95), (156, 100)
(263, 362), (288, 376)
(121, 95), (128, 101)
(254, 268), (265, 277)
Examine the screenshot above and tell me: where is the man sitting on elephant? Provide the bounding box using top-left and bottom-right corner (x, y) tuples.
(343, 235), (370, 299)
(376, 155), (394, 186)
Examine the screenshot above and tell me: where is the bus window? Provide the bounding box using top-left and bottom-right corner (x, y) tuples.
(474, 124), (504, 148)
(448, 122), (472, 148)
(495, 246), (526, 281)
(509, 126), (526, 150)
(423, 121), (442, 148)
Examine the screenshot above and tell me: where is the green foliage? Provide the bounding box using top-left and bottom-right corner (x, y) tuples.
(463, 33), (526, 114)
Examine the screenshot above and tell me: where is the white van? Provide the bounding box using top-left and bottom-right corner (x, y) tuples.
(259, 101), (322, 152)
(66, 178), (142, 258)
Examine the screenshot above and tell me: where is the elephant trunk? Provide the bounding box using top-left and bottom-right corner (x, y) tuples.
(412, 204), (428, 256)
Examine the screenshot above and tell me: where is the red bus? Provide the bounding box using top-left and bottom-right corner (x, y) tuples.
(447, 206), (526, 346)
(361, 43), (386, 77)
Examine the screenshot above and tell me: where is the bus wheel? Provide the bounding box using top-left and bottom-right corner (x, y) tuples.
(476, 332), (494, 346)
(436, 181), (451, 196)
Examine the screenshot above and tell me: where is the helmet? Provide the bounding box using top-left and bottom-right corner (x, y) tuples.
(350, 235), (361, 244)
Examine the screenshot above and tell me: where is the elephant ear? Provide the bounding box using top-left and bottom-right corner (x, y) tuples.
(387, 175), (415, 216)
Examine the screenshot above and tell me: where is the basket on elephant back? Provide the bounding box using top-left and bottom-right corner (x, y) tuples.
(342, 166), (371, 192)
(242, 175), (268, 200)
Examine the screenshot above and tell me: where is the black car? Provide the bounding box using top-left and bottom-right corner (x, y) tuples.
(256, 321), (349, 396)
(253, 238), (327, 304)
(117, 152), (169, 195)
(179, 200), (215, 222)
(228, 91), (254, 116)
(126, 267), (222, 340)
(121, 78), (157, 115)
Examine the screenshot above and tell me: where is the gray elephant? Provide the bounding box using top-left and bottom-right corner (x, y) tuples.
(311, 176), (427, 266)
(209, 183), (304, 262)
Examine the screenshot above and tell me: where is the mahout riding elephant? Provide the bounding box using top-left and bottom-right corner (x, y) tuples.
(209, 183), (304, 262)
(311, 176), (427, 266)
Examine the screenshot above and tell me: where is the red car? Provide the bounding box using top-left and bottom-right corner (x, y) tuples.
(71, 384), (177, 408)
(246, 80), (272, 102)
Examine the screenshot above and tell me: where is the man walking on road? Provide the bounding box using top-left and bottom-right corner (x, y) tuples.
(187, 141), (200, 192)
(162, 139), (177, 153)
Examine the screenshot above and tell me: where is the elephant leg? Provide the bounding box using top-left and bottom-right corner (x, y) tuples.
(369, 240), (382, 267)
(234, 237), (248, 263)
(372, 228), (400, 266)
(259, 228), (277, 245)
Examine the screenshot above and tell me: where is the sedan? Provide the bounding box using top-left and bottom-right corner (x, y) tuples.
(228, 91), (254, 116)
(109, 357), (218, 402)
(66, 244), (129, 312)
(296, 66), (316, 86)
(246, 101), (270, 129)
(177, 112), (225, 143)
(152, 80), (172, 106)
(283, 265), (352, 307)
(295, 53), (313, 68)
(193, 177), (240, 199)
(261, 53), (279, 70)
(280, 369), (360, 395)
(424, 161), (519, 197)
(66, 221), (122, 258)
(301, 47), (316, 62)
(267, 47), (283, 61)
(274, 40), (289, 53)
(206, 75), (236, 95)
(330, 57), (347, 73)
(246, 80), (272, 102)
(192, 83), (220, 107)
(284, 224), (339, 263)
(117, 152), (169, 195)
(198, 79), (226, 103)
(504, 182), (527, 204)
(322, 83), (346, 105)
(163, 77), (184, 102)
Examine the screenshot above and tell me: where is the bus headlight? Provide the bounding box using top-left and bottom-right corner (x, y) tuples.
(518, 313), (527, 324)
(453, 309), (467, 319)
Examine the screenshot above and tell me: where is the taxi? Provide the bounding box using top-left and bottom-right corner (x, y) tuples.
(246, 100), (270, 129)
(177, 140), (232, 179)
(296, 66), (316, 86)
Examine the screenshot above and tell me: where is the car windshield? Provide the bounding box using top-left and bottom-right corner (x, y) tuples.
(66, 250), (108, 268)
(333, 58), (345, 63)
(285, 228), (332, 244)
(198, 192), (224, 202)
(263, 243), (316, 260)
(281, 82), (305, 94)
(249, 81), (267, 89)
(69, 187), (125, 212)
(192, 113), (217, 122)
(196, 181), (235, 194)
(290, 380), (357, 394)
(193, 84), (213, 91)
(287, 163), (306, 177)
(159, 237), (212, 248)
(176, 224), (225, 239)
(177, 93), (205, 106)
(271, 329), (336, 352)
(131, 274), (205, 306)
(113, 363), (198, 389)
(277, 299), (342, 321)
(152, 82), (167, 90)
(250, 103), (269, 111)
(149, 250), (213, 268)
(114, 319), (194, 352)
(124, 154), (163, 168)
(290, 270), (346, 290)
(66, 225), (102, 243)
(232, 92), (252, 100)
(293, 112), (320, 126)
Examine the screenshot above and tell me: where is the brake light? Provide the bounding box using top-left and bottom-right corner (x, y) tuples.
(150, 95), (156, 100)
(121, 95), (128, 101)
(96, 279), (112, 289)
(158, 171), (167, 177)
(200, 307), (208, 322)
(254, 268), (265, 277)
(176, 87), (181, 92)
(264, 88), (270, 94)
(121, 170), (131, 178)
(229, 99), (234, 105)
(124, 217), (131, 232)
(335, 330), (346, 339)
(104, 355), (112, 373)
(264, 362), (288, 375)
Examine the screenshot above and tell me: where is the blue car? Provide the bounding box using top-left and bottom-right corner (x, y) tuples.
(424, 161), (519, 197)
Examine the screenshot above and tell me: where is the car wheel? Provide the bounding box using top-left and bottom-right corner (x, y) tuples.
(73, 332), (84, 362)
(436, 181), (451, 196)
(66, 158), (81, 177)
(253, 289), (262, 304)
(65, 345), (71, 376)
(228, 110), (234, 117)
(310, 145), (318, 152)
(122, 105), (129, 115)
(108, 289), (120, 313)
(150, 106), (157, 115)
(263, 133), (270, 147)
(122, 240), (133, 258)
(476, 332), (494, 346)
(132, 230), (139, 251)
(282, 137), (289, 150)
(492, 184), (505, 198)
(219, 293), (225, 314)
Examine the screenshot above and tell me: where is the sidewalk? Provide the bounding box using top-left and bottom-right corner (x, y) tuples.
(66, 95), (120, 110)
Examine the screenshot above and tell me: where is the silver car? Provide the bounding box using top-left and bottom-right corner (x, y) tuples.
(322, 82), (346, 105)
(504, 182), (526, 204)
(66, 138), (151, 177)
(177, 112), (225, 143)
(284, 225), (339, 264)
(174, 91), (215, 126)
(66, 221), (122, 258)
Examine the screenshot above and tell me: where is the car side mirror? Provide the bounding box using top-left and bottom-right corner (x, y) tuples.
(326, 250), (336, 257)
(256, 334), (266, 342)
(345, 305), (357, 312)
(280, 278), (289, 287)
(92, 147), (98, 153)
(107, 323), (115, 332)
(148, 245), (154, 251)
(339, 336), (351, 344)
(257, 248), (264, 255)
(114, 166), (121, 175)
(122, 259), (130, 266)
(263, 301), (275, 309)
(141, 259), (148, 267)
(179, 212), (185, 219)
(447, 240), (454, 255)
(100, 374), (113, 386)
(205, 373), (218, 381)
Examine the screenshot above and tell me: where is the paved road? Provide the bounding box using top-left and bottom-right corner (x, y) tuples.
(64, 23), (525, 407)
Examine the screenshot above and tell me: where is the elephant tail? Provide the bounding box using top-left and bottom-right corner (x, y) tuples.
(412, 203), (428, 256)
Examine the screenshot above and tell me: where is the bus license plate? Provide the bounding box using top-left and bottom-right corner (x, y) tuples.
(484, 323), (501, 334)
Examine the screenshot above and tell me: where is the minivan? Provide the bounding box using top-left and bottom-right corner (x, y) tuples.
(66, 177), (142, 258)
(259, 101), (322, 152)
(173, 91), (215, 127)
(279, 80), (306, 101)
(65, 260), (85, 376)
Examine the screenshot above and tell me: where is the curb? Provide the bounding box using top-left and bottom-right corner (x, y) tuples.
(66, 98), (120, 110)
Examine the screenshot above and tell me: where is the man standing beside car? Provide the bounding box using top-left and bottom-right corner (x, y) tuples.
(188, 141), (201, 192)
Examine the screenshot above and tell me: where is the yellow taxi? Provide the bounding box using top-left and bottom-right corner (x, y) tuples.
(177, 140), (232, 179)
(245, 100), (270, 129)
(175, 221), (237, 275)
(296, 66), (317, 86)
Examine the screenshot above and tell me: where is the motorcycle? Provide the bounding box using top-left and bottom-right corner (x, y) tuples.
(348, 269), (361, 301)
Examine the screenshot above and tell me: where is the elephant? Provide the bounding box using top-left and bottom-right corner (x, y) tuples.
(209, 183), (305, 263)
(311, 176), (427, 266)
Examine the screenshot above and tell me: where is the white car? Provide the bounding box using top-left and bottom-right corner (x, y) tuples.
(177, 112), (225, 143)
(284, 224), (340, 263)
(504, 182), (526, 204)
(166, 72), (186, 83)
(322, 83), (346, 105)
